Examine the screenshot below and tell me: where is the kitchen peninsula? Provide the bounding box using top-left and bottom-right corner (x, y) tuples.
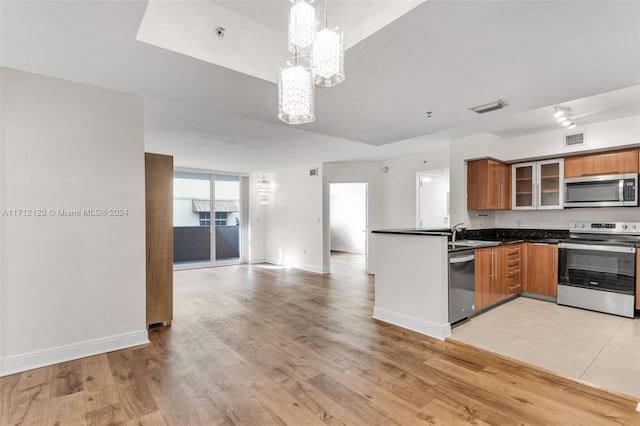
(371, 227), (576, 341)
(372, 229), (452, 340)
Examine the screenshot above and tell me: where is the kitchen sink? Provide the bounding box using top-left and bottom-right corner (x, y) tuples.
(448, 239), (500, 248)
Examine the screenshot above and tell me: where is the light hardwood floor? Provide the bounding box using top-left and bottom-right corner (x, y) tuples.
(1, 254), (639, 425)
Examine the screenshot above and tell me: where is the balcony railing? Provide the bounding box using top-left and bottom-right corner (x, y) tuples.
(173, 225), (239, 264)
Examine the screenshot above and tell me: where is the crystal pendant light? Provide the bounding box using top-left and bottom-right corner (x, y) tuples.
(312, 27), (345, 86)
(312, 1), (345, 87)
(287, 0), (316, 54)
(277, 56), (315, 124)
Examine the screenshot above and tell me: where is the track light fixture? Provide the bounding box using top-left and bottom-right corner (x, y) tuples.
(553, 105), (575, 129)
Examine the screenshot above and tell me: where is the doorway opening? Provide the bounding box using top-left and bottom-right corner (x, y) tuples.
(329, 182), (368, 273)
(417, 168), (450, 229)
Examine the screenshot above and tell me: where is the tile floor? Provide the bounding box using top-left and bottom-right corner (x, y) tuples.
(449, 297), (640, 400)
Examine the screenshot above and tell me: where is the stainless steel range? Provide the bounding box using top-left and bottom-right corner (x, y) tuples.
(558, 221), (639, 318)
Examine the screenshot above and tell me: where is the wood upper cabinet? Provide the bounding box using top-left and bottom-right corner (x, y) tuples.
(564, 148), (639, 178)
(145, 152), (174, 327)
(524, 243), (558, 297)
(512, 159), (564, 210)
(467, 159), (511, 210)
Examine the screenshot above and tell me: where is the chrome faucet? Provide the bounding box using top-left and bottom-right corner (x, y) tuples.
(451, 222), (464, 243)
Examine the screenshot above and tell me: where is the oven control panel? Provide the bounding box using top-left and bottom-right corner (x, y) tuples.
(570, 221), (640, 234)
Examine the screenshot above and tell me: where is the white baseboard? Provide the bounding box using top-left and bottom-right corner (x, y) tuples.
(330, 247), (365, 254)
(0, 330), (149, 377)
(301, 263), (329, 274)
(373, 307), (451, 341)
(249, 257), (267, 264)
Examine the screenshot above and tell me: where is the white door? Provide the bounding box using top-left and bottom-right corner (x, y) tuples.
(418, 169), (450, 228)
(329, 183), (367, 253)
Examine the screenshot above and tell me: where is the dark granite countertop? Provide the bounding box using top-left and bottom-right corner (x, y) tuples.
(373, 228), (568, 252)
(373, 228), (567, 240)
(372, 228), (451, 236)
(446, 228), (568, 252)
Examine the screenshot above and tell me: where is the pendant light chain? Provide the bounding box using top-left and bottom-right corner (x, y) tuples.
(324, 0), (328, 28)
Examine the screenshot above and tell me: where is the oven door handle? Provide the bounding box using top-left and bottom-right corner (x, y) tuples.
(558, 242), (636, 254)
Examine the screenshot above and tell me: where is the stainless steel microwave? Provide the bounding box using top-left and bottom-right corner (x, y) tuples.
(564, 173), (638, 207)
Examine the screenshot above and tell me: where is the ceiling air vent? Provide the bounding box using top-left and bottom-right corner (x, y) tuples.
(565, 132), (585, 147)
(469, 100), (506, 114)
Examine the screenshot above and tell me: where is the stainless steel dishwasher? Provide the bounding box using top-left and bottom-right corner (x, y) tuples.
(448, 249), (475, 324)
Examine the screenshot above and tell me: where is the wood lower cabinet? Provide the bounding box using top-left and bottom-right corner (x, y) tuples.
(475, 248), (495, 310)
(564, 147), (639, 178)
(145, 152), (174, 327)
(467, 159), (511, 210)
(475, 244), (522, 310)
(502, 244), (522, 296)
(524, 243), (558, 297)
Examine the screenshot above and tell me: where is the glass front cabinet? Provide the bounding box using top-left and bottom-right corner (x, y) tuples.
(512, 159), (564, 210)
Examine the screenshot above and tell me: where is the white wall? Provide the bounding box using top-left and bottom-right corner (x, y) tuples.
(266, 165), (324, 273)
(492, 115), (640, 162)
(323, 161), (384, 274)
(330, 183), (367, 254)
(381, 146), (450, 228)
(248, 172), (268, 263)
(0, 68), (148, 375)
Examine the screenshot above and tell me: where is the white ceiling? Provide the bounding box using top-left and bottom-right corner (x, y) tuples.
(137, 0), (424, 82)
(1, 1), (639, 173)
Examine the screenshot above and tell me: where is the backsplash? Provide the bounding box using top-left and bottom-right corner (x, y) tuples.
(458, 228), (570, 241)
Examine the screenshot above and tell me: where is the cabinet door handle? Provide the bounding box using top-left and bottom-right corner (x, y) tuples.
(490, 251), (493, 279)
(509, 284), (522, 291)
(491, 250), (496, 280)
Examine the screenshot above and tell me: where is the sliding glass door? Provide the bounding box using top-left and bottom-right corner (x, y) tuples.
(173, 171), (244, 268)
(173, 172), (211, 265)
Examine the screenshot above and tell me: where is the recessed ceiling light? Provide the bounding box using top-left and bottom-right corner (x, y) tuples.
(469, 100), (506, 114)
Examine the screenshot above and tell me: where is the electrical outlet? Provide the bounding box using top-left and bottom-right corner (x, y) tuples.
(303, 248), (307, 254)
(479, 220), (486, 228)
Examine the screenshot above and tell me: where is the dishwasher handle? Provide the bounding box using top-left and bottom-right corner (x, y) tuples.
(449, 254), (475, 264)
